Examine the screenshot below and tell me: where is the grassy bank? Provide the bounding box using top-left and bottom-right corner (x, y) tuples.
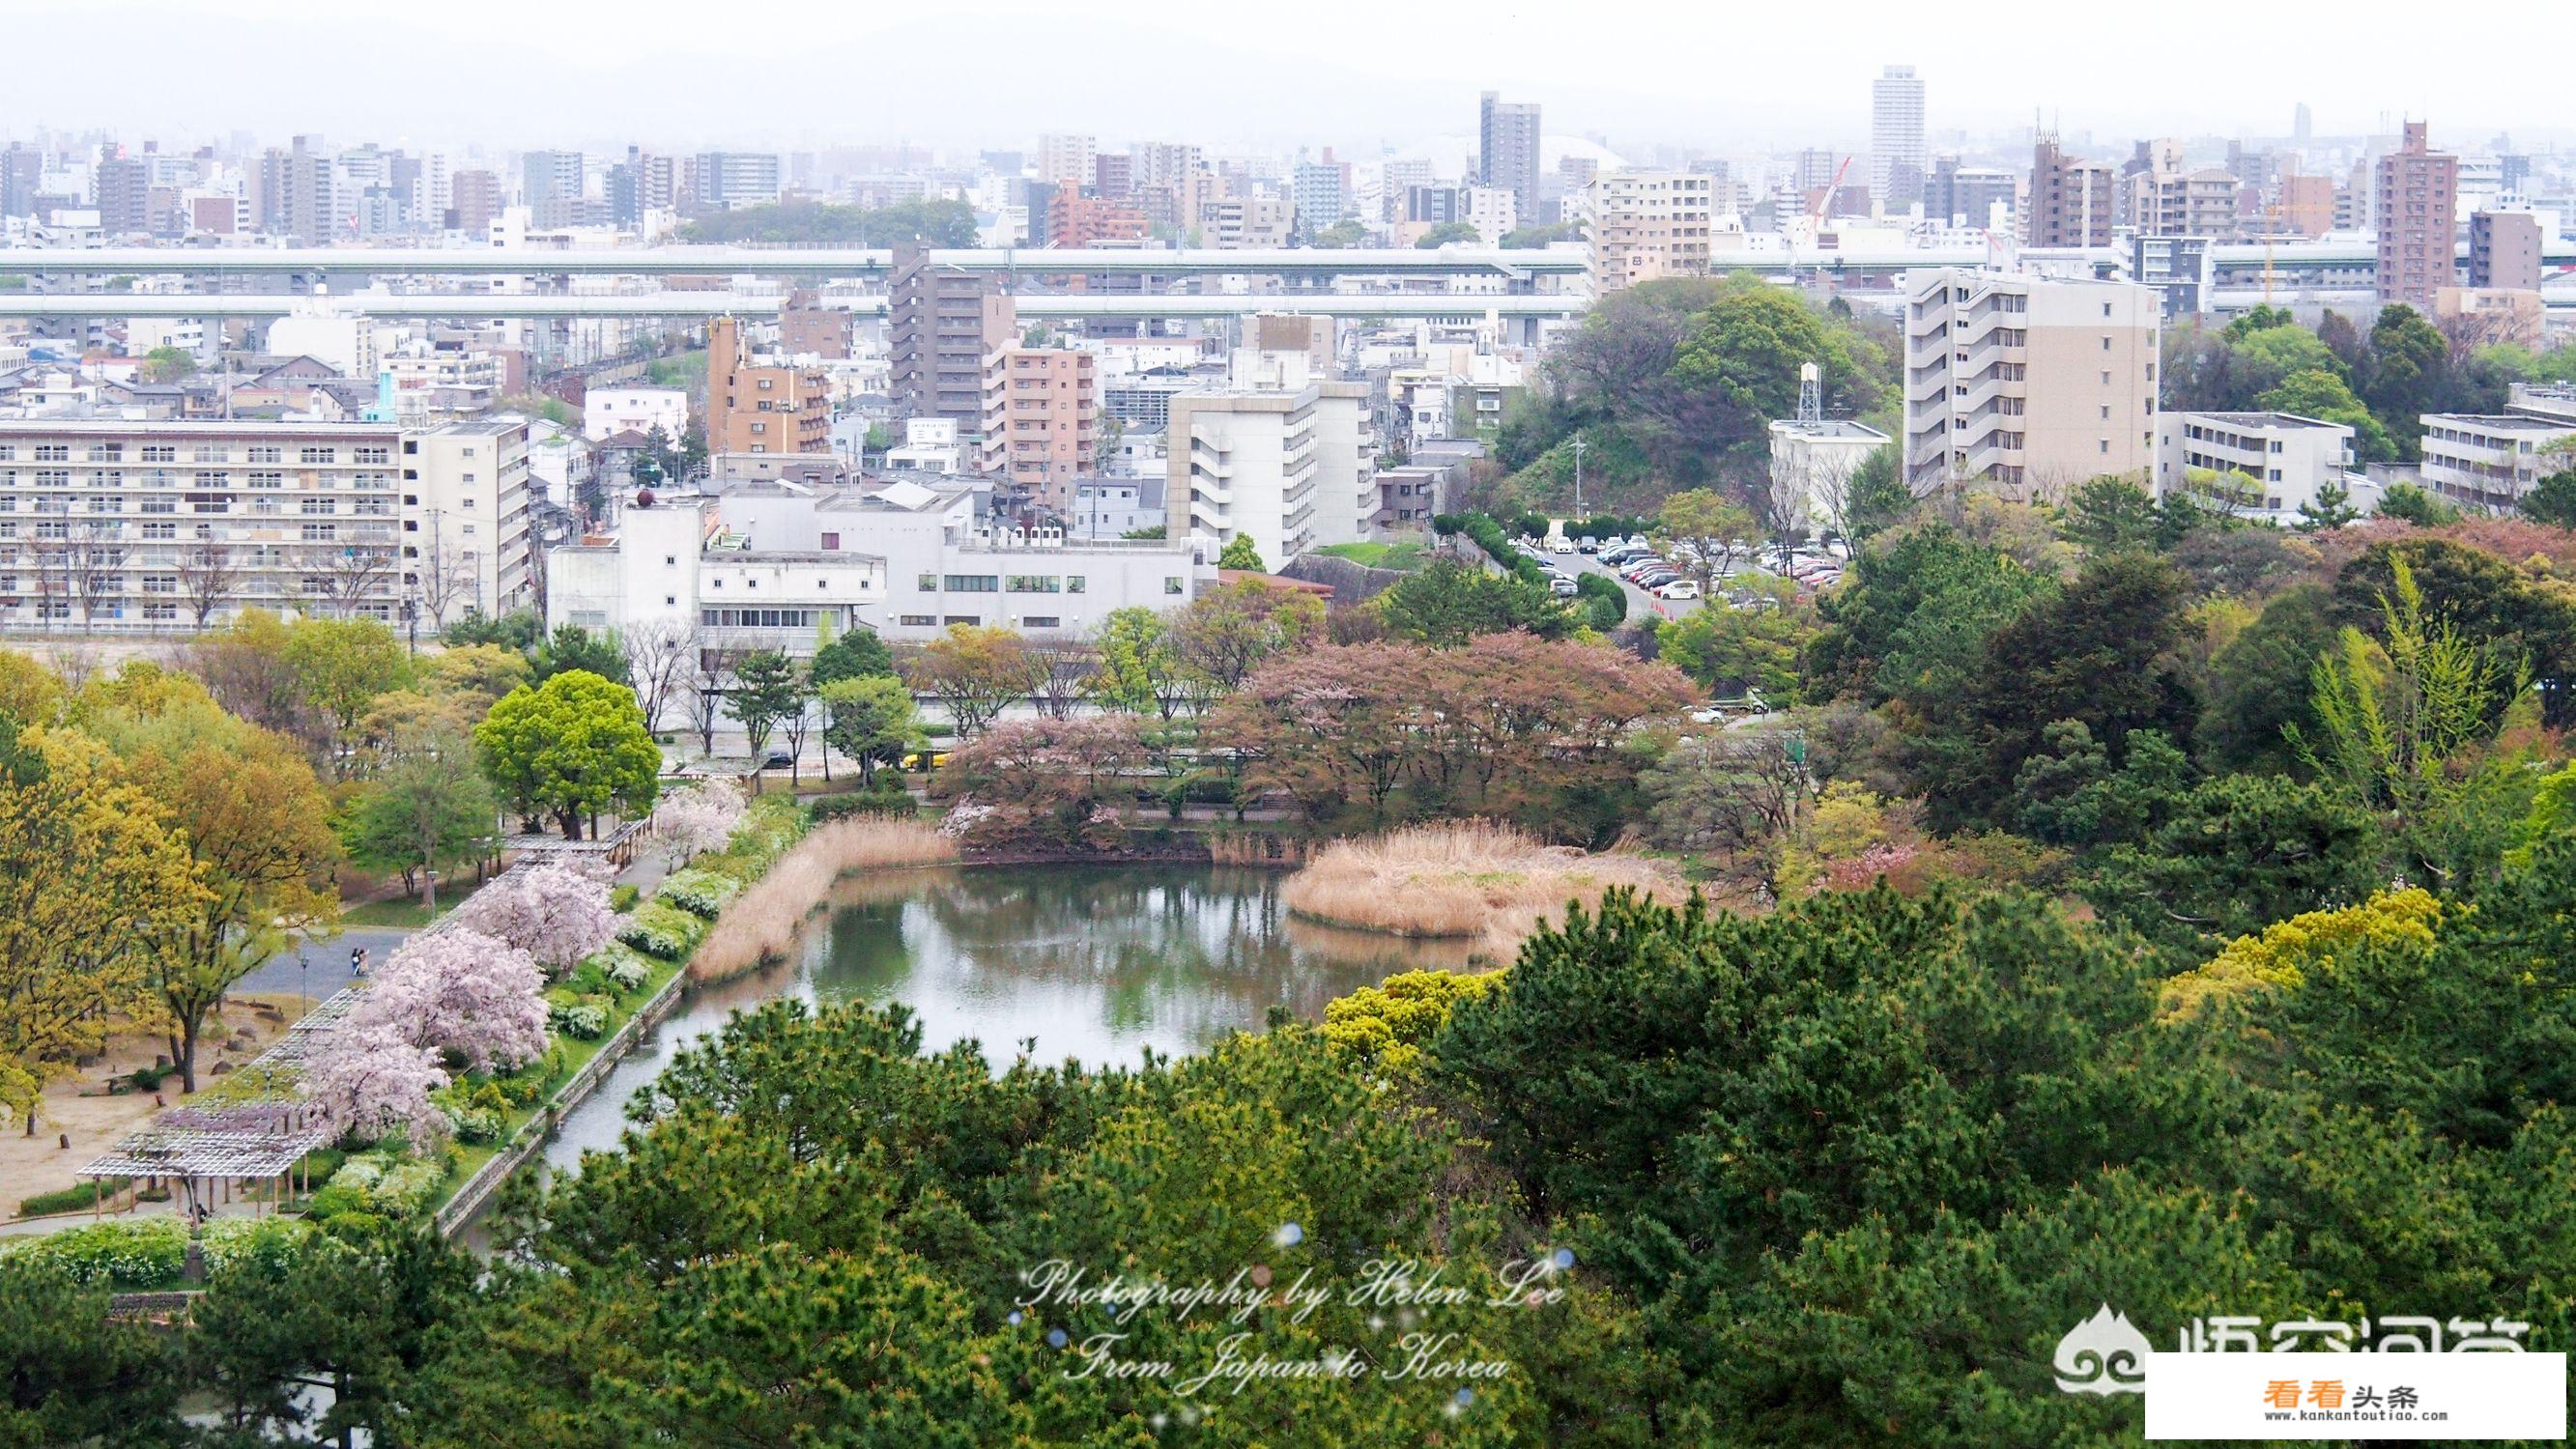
(1282, 820), (1687, 960)
(688, 818), (959, 983)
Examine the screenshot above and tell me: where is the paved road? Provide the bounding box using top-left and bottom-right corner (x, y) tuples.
(233, 928), (416, 1002)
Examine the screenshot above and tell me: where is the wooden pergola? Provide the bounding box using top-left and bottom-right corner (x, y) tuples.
(73, 986), (361, 1222)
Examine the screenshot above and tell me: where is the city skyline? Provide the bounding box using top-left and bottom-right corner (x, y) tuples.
(9, 0), (2574, 154)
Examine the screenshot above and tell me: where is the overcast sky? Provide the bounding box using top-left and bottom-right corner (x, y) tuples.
(8, 0), (2569, 158)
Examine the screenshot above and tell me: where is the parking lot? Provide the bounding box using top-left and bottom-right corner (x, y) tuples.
(1525, 530), (1846, 628)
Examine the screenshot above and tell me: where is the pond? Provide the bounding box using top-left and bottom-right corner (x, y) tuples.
(534, 864), (1477, 1173)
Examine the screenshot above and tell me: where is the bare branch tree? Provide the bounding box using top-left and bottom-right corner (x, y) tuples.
(178, 541), (240, 627)
(687, 645), (741, 759)
(1027, 638), (1096, 721)
(621, 617), (698, 735)
(408, 509), (480, 632)
(307, 540), (398, 618)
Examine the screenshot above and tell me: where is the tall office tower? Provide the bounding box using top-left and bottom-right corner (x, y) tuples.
(1870, 65), (1926, 208)
(2027, 133), (2115, 246)
(2294, 102), (2313, 144)
(1036, 134), (1097, 189)
(521, 149), (584, 228)
(1901, 270), (2161, 496)
(2375, 121), (2459, 306)
(1477, 91), (1542, 222)
(890, 242), (1018, 428)
(95, 149), (150, 236)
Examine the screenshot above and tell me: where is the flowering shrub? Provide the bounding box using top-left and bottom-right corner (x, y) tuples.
(2, 1219), (186, 1287)
(455, 861), (619, 977)
(593, 945), (651, 993)
(201, 1216), (311, 1275)
(312, 1151), (444, 1221)
(551, 1001), (609, 1040)
(617, 901), (707, 961)
(655, 867), (740, 920)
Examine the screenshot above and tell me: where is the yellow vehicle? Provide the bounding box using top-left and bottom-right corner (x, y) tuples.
(901, 751), (952, 771)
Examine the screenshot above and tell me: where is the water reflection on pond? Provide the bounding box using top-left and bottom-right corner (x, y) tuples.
(536, 865), (1474, 1173)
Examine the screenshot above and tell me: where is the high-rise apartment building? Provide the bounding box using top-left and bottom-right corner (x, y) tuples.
(2375, 122), (2458, 306)
(1901, 269), (2160, 496)
(889, 243), (1018, 428)
(95, 150), (151, 237)
(1196, 195), (1295, 248)
(1036, 134), (1098, 190)
(1293, 156), (1352, 237)
(704, 317), (832, 457)
(256, 136), (332, 242)
(978, 348), (1099, 512)
(2469, 210), (2543, 291)
(1477, 92), (1542, 223)
(522, 149), (584, 228)
(1927, 157), (2016, 231)
(1870, 66), (1927, 209)
(1580, 171), (1714, 296)
(0, 144), (39, 218)
(448, 169), (501, 237)
(2027, 135), (2115, 247)
(2275, 173), (2334, 237)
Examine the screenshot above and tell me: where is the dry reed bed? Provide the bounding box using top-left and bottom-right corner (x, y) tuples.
(1280, 821), (1687, 960)
(688, 818), (959, 983)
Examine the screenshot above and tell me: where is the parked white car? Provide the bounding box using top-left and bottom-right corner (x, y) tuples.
(1547, 535), (1575, 554)
(1654, 579), (1702, 600)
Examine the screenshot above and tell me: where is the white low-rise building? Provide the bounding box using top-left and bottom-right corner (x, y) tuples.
(582, 386), (688, 442)
(1768, 415), (1892, 535)
(548, 473), (1207, 647)
(2156, 411), (2362, 523)
(2419, 412), (2576, 513)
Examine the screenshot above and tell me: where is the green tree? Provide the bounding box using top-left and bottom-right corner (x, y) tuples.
(282, 616), (411, 765)
(2058, 476), (2162, 554)
(1376, 555), (1573, 646)
(817, 675), (924, 784)
(2518, 468), (2576, 528)
(192, 1225), (465, 1445)
(675, 197), (977, 246)
(1655, 488), (1760, 586)
(1084, 606), (1182, 717)
(1665, 279), (1883, 476)
(2375, 480), (2463, 526)
(531, 623), (632, 687)
(727, 650), (803, 791)
(808, 627), (896, 687)
(0, 1257), (186, 1443)
(1654, 576), (1811, 700)
(140, 345), (196, 383)
(1216, 533), (1266, 572)
(2298, 477), (2363, 529)
(337, 721), (497, 911)
(2085, 772), (2381, 958)
(1415, 220), (1481, 247)
(2195, 582), (2341, 772)
(2259, 366), (2396, 462)
(1842, 442), (1912, 541)
(1306, 218), (1368, 247)
(1927, 552), (2196, 829)
(474, 669), (661, 839)
(2293, 556), (2528, 889)
(901, 625), (1045, 739)
(2363, 304), (2450, 458)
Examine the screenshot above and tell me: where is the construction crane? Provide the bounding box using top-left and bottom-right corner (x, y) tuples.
(1807, 155), (1856, 289)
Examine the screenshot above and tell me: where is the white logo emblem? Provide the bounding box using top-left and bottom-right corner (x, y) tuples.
(2054, 1303), (2151, 1395)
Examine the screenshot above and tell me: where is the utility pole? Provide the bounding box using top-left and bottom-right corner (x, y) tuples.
(1569, 431), (1587, 521)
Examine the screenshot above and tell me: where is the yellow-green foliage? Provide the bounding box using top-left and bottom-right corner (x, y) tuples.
(2161, 888), (2444, 1021)
(2510, 760), (2576, 868)
(1322, 968), (1502, 1072)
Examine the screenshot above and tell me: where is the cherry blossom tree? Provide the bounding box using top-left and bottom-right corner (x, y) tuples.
(455, 861), (619, 976)
(305, 1020), (450, 1148)
(355, 927), (551, 1073)
(657, 779), (746, 867)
